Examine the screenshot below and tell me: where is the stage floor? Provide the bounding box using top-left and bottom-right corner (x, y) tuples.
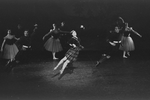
(0, 50), (150, 100)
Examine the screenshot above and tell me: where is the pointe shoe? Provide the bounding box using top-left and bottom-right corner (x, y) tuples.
(95, 61), (101, 67)
(60, 69), (64, 74)
(5, 60), (11, 66)
(106, 55), (111, 59)
(96, 61), (100, 65)
(123, 56), (128, 58)
(127, 52), (130, 56)
(53, 57), (58, 60)
(102, 54), (107, 56)
(53, 67), (57, 70)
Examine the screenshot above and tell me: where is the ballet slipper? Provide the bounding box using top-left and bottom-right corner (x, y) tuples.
(59, 69), (64, 74)
(53, 67), (58, 70)
(53, 57), (58, 60)
(123, 56), (128, 58)
(127, 52), (130, 56)
(106, 55), (111, 59)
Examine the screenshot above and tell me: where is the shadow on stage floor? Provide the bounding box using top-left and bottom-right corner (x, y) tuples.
(0, 50), (150, 100)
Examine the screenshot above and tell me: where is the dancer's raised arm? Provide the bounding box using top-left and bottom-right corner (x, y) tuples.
(130, 27), (142, 37)
(42, 29), (52, 40)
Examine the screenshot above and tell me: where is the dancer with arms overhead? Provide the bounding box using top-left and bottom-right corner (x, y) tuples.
(119, 23), (142, 58)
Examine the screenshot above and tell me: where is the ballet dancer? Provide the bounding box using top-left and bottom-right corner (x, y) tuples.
(119, 23), (142, 58)
(43, 23), (63, 60)
(95, 26), (122, 67)
(53, 30), (84, 74)
(1, 29), (19, 65)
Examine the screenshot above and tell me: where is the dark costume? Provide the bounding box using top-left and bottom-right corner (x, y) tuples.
(95, 17), (125, 67)
(15, 35), (31, 62)
(30, 26), (37, 50)
(44, 29), (63, 53)
(106, 30), (123, 55)
(95, 29), (123, 67)
(65, 37), (83, 62)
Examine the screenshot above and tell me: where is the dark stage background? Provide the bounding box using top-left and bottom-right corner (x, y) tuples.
(1, 1), (150, 100)
(0, 0), (150, 52)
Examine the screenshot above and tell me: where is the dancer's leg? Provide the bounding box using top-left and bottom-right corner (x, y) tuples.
(52, 52), (58, 60)
(60, 60), (70, 74)
(123, 51), (127, 58)
(95, 54), (111, 67)
(53, 56), (67, 70)
(127, 51), (130, 56)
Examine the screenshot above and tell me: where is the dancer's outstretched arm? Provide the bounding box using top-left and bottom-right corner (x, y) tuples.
(130, 27), (142, 37)
(0, 39), (6, 52)
(42, 29), (52, 40)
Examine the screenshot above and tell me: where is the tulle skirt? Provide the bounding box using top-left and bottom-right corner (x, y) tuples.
(119, 36), (135, 51)
(44, 37), (63, 53)
(2, 44), (19, 60)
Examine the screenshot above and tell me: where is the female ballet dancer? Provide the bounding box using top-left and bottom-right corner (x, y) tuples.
(1, 29), (19, 65)
(53, 30), (84, 74)
(43, 23), (63, 60)
(119, 23), (142, 58)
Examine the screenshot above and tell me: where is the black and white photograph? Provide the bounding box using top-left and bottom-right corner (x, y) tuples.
(0, 0), (150, 100)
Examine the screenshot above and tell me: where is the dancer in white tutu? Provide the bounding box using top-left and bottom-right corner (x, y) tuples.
(53, 30), (84, 74)
(119, 23), (142, 58)
(43, 23), (63, 60)
(1, 29), (19, 65)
